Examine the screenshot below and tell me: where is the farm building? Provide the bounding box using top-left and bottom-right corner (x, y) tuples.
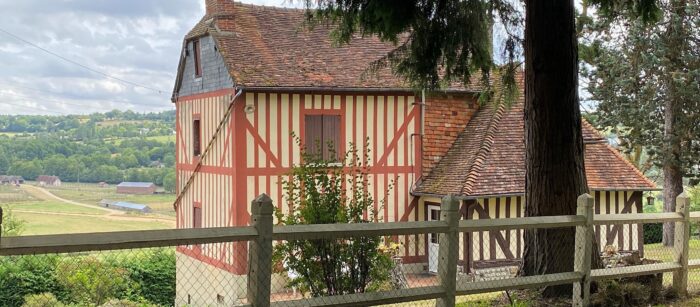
(171, 1), (657, 305)
(0, 176), (24, 185)
(36, 175), (61, 187)
(99, 200), (152, 213)
(116, 182), (156, 195)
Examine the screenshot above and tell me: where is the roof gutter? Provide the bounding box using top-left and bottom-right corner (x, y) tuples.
(242, 86), (480, 95)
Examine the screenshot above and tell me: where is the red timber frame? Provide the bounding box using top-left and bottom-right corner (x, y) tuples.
(175, 89), (425, 274)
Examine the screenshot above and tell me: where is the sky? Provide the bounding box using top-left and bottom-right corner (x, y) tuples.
(0, 0), (297, 115)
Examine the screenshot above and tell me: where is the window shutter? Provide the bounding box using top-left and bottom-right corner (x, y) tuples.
(322, 115), (341, 161)
(193, 206), (202, 228)
(305, 115), (323, 158)
(193, 119), (201, 156)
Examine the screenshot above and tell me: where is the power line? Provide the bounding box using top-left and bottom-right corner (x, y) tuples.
(0, 27), (167, 95)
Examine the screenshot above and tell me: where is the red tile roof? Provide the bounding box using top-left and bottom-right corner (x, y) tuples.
(176, 2), (481, 91)
(414, 98), (657, 197)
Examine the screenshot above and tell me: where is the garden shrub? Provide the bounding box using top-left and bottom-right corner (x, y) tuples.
(643, 223), (663, 244)
(21, 293), (64, 307)
(591, 280), (649, 307)
(273, 140), (394, 296)
(0, 255), (67, 307)
(55, 256), (131, 306)
(119, 249), (176, 306)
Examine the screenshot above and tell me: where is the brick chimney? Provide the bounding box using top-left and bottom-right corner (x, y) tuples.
(205, 0), (235, 16)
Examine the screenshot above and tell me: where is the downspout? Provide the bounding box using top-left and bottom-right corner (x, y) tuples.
(410, 89), (426, 194)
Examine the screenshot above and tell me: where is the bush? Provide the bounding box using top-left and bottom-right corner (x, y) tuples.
(118, 249), (176, 306)
(0, 255), (68, 307)
(21, 293), (64, 307)
(55, 256), (131, 306)
(643, 223), (663, 244)
(591, 280), (649, 307)
(273, 140), (394, 296)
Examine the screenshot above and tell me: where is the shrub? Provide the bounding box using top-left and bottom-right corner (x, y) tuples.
(643, 223), (663, 244)
(0, 255), (67, 307)
(55, 256), (131, 306)
(591, 280), (649, 307)
(273, 139), (394, 296)
(118, 249), (176, 306)
(21, 293), (64, 307)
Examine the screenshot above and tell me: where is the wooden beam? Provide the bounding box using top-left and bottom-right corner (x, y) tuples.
(590, 263), (682, 281)
(593, 212), (683, 225)
(0, 227), (258, 255)
(269, 286), (445, 307)
(273, 221), (448, 240)
(456, 272), (583, 295)
(458, 215), (585, 232)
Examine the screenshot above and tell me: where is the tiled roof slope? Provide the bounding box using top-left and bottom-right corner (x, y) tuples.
(177, 2), (480, 91)
(415, 99), (657, 197)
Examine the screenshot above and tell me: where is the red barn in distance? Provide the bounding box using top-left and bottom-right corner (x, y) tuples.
(116, 182), (156, 195)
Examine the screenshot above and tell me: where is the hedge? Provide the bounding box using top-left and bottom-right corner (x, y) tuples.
(643, 223), (663, 244)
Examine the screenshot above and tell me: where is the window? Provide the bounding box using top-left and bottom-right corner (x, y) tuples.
(193, 118), (201, 157)
(193, 205), (202, 228)
(193, 39), (202, 77)
(305, 115), (341, 161)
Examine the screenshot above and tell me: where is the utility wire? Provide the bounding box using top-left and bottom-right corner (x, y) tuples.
(0, 27), (167, 95)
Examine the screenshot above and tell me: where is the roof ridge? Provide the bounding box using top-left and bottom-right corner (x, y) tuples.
(459, 104), (507, 195)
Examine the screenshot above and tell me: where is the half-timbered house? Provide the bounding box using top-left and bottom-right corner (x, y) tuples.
(172, 1), (656, 304)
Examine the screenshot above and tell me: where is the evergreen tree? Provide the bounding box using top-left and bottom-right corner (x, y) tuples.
(305, 0), (659, 296)
(584, 0), (699, 245)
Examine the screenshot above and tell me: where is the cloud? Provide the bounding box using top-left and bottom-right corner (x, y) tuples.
(0, 0), (297, 115)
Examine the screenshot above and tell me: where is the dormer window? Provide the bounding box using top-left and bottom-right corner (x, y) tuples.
(193, 39), (202, 77)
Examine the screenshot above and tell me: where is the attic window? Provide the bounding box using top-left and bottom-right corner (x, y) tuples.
(193, 39), (202, 77)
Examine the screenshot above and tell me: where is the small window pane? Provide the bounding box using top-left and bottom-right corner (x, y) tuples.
(193, 119), (201, 156)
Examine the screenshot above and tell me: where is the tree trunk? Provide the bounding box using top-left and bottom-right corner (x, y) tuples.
(661, 0), (686, 247)
(522, 0), (600, 297)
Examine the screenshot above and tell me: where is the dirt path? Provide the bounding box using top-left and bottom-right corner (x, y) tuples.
(19, 185), (176, 226)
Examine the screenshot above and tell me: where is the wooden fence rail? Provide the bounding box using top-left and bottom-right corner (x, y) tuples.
(0, 193), (695, 307)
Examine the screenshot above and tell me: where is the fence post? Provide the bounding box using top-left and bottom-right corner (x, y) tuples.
(673, 192), (690, 296)
(573, 193), (594, 307)
(437, 195), (459, 307)
(247, 194), (274, 307)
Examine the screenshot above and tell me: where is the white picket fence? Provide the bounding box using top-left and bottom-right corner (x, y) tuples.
(0, 193), (698, 307)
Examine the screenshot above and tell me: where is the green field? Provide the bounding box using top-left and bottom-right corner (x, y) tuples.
(6, 200), (107, 215)
(46, 182), (176, 216)
(13, 211), (172, 235)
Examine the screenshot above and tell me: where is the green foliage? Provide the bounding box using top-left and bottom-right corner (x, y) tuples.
(1, 207), (25, 236)
(583, 1), (700, 181)
(306, 0), (522, 97)
(21, 293), (65, 307)
(55, 256), (131, 306)
(117, 249), (176, 307)
(642, 223), (662, 244)
(273, 138), (393, 296)
(0, 255), (68, 307)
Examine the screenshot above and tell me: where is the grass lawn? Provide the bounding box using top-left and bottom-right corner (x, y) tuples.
(4, 200), (107, 215)
(13, 211), (173, 235)
(145, 134), (175, 143)
(47, 182), (176, 215)
(0, 185), (35, 202)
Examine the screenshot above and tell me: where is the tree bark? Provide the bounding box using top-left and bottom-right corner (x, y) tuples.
(661, 0), (687, 247)
(522, 0), (600, 297)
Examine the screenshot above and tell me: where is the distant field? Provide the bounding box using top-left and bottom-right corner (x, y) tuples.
(47, 182), (176, 216)
(6, 200), (107, 215)
(0, 132), (31, 137)
(13, 211), (172, 235)
(146, 135), (175, 142)
(97, 119), (148, 127)
(0, 185), (35, 202)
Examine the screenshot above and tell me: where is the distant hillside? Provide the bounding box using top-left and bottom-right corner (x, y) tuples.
(0, 110), (176, 191)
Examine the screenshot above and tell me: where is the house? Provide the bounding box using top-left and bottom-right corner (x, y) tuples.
(116, 182), (156, 195)
(172, 1), (656, 305)
(0, 176), (24, 185)
(99, 199), (152, 213)
(36, 175), (61, 187)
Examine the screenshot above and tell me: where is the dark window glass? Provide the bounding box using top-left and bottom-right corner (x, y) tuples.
(193, 40), (202, 77)
(193, 119), (201, 157)
(193, 206), (202, 228)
